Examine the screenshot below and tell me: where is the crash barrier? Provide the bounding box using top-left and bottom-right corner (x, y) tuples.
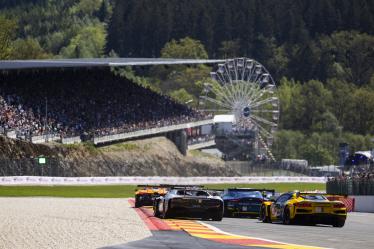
(326, 178), (374, 195)
(61, 136), (82, 144)
(326, 195), (355, 212)
(6, 130), (17, 139)
(31, 134), (60, 144)
(0, 176), (327, 185)
(350, 196), (374, 213)
(93, 119), (214, 145)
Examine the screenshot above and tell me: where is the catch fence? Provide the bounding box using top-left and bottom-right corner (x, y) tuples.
(326, 178), (374, 195)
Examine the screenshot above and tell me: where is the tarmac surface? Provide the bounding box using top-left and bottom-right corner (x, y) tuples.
(203, 212), (374, 249)
(102, 231), (259, 249)
(109, 203), (374, 249)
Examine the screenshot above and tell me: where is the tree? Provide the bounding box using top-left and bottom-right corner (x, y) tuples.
(319, 31), (374, 85)
(160, 37), (208, 59)
(0, 16), (16, 59)
(96, 0), (112, 22)
(277, 78), (304, 130)
(60, 23), (107, 58)
(299, 80), (332, 131)
(218, 39), (241, 59)
(11, 38), (51, 59)
(311, 111), (341, 134)
(169, 88), (195, 105)
(300, 143), (335, 166)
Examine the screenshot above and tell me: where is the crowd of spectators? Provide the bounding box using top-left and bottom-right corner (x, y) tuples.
(327, 168), (374, 195)
(0, 68), (210, 140)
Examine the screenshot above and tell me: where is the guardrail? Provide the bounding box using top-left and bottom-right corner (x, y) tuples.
(93, 119), (214, 145)
(31, 134), (60, 144)
(61, 136), (82, 144)
(0, 176), (327, 185)
(326, 178), (374, 195)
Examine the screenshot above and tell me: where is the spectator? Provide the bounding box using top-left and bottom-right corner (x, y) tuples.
(0, 68), (210, 140)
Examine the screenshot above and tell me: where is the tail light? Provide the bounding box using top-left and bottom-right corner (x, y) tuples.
(333, 203), (346, 208)
(295, 202), (312, 208)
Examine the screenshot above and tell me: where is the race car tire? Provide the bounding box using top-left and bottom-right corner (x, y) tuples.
(223, 210), (233, 217)
(282, 207), (293, 225)
(153, 201), (161, 218)
(332, 219), (345, 228)
(135, 196), (141, 208)
(260, 205), (270, 223)
(161, 201), (173, 219)
(212, 211), (223, 221)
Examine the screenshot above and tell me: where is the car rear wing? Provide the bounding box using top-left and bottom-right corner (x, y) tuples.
(299, 192), (327, 195)
(205, 189), (224, 196)
(227, 188), (275, 194)
(170, 185), (205, 190)
(137, 184), (174, 188)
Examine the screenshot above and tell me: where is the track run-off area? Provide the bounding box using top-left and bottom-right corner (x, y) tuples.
(115, 199), (374, 249)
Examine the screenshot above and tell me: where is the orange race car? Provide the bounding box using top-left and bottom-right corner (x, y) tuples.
(134, 185), (169, 208)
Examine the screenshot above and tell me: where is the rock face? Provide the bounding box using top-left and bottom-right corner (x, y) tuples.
(0, 136), (237, 177)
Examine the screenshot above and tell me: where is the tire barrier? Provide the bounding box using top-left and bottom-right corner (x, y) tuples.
(0, 176), (327, 185)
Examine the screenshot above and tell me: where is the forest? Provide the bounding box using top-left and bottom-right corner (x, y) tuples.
(0, 0), (374, 165)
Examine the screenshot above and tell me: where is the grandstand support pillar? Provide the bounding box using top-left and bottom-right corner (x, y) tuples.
(167, 130), (187, 156)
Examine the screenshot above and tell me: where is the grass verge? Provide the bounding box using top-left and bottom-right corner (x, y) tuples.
(0, 183), (325, 198)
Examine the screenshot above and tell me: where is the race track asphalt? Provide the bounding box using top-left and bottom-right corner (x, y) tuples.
(203, 212), (374, 249)
(101, 230), (263, 249)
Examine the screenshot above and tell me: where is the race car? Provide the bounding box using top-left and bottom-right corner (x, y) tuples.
(222, 188), (275, 217)
(259, 191), (347, 227)
(153, 186), (224, 221)
(134, 185), (169, 208)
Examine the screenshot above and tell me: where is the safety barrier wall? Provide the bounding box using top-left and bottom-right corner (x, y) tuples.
(93, 119), (214, 145)
(350, 196), (374, 213)
(31, 134), (61, 144)
(0, 176), (326, 185)
(6, 130), (17, 139)
(61, 136), (82, 144)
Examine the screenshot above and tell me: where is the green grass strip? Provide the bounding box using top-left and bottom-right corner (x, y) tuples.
(0, 183), (325, 198)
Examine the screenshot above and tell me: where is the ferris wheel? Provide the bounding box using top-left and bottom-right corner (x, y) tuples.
(200, 58), (279, 160)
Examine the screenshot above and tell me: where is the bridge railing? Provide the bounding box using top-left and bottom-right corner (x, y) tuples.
(93, 119), (214, 145)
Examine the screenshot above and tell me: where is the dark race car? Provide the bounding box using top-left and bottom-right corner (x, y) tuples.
(222, 188), (275, 217)
(153, 186), (224, 221)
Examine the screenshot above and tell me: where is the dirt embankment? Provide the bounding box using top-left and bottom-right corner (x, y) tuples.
(0, 136), (237, 176)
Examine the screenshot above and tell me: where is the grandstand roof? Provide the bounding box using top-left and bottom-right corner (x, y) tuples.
(0, 58), (225, 70)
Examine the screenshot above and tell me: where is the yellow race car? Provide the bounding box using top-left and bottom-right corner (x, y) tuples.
(259, 191), (347, 227)
(135, 185), (169, 208)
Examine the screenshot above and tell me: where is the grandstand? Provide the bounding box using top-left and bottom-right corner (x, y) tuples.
(0, 58), (221, 153)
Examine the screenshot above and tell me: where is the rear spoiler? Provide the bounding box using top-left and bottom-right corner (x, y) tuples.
(136, 184), (174, 188)
(171, 185), (205, 190)
(299, 192), (327, 195)
(205, 189), (224, 195)
(227, 188), (275, 194)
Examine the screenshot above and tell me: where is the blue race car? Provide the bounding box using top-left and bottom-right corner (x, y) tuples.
(222, 188), (275, 217)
